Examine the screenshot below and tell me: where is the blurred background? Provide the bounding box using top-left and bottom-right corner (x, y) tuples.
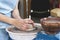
(18, 0), (59, 23)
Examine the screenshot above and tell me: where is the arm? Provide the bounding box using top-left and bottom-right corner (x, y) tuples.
(0, 0), (34, 31)
(12, 0), (34, 23)
(12, 0), (22, 20)
(0, 14), (15, 25)
(0, 14), (26, 30)
(0, 0), (29, 30)
(11, 0), (34, 30)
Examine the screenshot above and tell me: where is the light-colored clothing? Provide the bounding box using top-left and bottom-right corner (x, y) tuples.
(0, 29), (10, 40)
(55, 32), (60, 40)
(0, 0), (17, 40)
(0, 0), (17, 28)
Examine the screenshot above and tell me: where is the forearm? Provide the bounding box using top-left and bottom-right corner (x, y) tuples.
(12, 0), (22, 20)
(0, 14), (15, 25)
(12, 8), (22, 20)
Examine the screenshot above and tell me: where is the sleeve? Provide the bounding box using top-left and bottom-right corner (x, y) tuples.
(0, 0), (18, 15)
(0, 2), (13, 14)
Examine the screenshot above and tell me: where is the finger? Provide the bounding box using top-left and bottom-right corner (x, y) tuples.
(18, 25), (27, 31)
(28, 20), (34, 26)
(25, 19), (34, 27)
(28, 20), (34, 23)
(25, 19), (34, 24)
(23, 24), (29, 29)
(21, 25), (29, 31)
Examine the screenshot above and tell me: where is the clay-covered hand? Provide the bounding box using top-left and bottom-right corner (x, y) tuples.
(24, 18), (34, 25)
(12, 18), (34, 31)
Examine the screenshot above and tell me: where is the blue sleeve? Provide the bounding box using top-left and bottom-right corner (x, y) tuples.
(0, 2), (13, 14)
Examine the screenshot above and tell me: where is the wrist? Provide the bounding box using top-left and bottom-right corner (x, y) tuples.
(17, 18), (24, 21)
(11, 19), (17, 25)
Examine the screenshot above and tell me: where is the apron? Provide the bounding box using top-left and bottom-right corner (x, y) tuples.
(0, 0), (17, 40)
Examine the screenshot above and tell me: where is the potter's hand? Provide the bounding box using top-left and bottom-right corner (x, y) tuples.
(19, 18), (34, 30)
(24, 18), (34, 25)
(12, 18), (34, 31)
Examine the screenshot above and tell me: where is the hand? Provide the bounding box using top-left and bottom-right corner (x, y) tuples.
(24, 18), (34, 23)
(17, 18), (34, 24)
(12, 19), (34, 31)
(12, 19), (28, 30)
(18, 18), (34, 27)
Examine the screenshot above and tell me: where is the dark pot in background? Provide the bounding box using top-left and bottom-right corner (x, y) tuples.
(40, 17), (60, 34)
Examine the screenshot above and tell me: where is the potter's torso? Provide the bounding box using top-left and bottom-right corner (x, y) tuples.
(0, 0), (17, 28)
